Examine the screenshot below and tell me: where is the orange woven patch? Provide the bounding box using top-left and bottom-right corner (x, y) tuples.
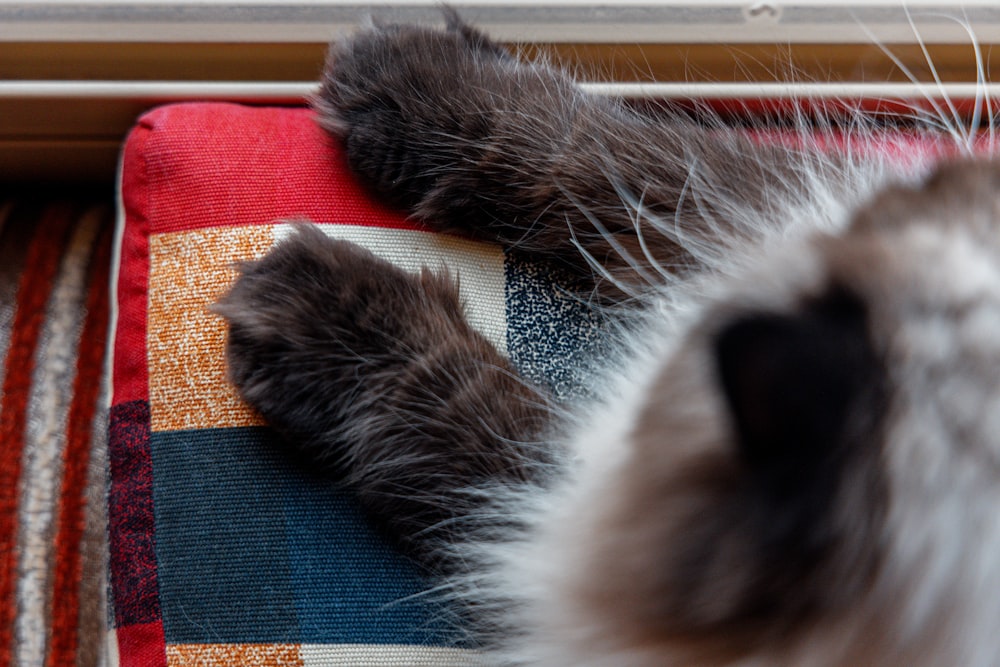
(147, 225), (274, 433)
(166, 643), (303, 666)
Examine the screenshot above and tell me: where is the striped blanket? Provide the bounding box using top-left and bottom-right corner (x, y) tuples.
(0, 198), (113, 667)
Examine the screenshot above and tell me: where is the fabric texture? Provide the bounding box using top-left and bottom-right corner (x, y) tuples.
(109, 102), (603, 666)
(0, 198), (113, 667)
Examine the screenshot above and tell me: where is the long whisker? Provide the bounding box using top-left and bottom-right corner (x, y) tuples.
(903, 6), (968, 149)
(850, 11), (966, 148)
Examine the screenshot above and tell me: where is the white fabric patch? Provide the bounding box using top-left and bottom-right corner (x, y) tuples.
(275, 223), (508, 355)
(300, 643), (493, 666)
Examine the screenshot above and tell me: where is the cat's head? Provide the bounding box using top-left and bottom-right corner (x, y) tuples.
(533, 159), (1000, 665)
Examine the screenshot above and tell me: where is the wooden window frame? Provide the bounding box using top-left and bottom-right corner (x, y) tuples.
(2, 1), (997, 183)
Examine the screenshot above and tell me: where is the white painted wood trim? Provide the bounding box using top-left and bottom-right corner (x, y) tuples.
(0, 2), (998, 44)
(1, 80), (998, 102)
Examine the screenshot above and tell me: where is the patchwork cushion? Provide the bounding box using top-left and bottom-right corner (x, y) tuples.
(108, 102), (603, 666)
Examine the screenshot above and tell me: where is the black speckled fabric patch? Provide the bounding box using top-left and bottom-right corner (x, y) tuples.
(503, 249), (611, 402)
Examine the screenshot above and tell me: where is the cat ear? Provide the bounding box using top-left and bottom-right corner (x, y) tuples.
(712, 285), (879, 502)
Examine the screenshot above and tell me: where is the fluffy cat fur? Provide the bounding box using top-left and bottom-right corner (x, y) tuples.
(214, 11), (1000, 666)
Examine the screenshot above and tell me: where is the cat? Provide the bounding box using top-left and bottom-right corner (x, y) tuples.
(213, 11), (1000, 666)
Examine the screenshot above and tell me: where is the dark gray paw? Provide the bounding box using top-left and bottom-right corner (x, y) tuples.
(213, 224), (462, 453)
(314, 14), (512, 212)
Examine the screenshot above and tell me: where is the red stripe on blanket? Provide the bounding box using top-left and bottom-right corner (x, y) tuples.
(0, 205), (75, 666)
(48, 219), (112, 667)
(131, 103), (416, 235)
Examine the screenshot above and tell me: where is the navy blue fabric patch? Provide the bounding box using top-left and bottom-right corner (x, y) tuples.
(503, 250), (609, 402)
(151, 426), (448, 645)
(281, 470), (455, 645)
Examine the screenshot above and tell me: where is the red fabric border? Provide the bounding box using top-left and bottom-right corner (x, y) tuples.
(133, 103), (415, 235)
(116, 621), (168, 667)
(115, 116), (154, 406)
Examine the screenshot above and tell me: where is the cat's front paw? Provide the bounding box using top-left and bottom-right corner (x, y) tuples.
(213, 224), (456, 455)
(314, 13), (513, 212)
